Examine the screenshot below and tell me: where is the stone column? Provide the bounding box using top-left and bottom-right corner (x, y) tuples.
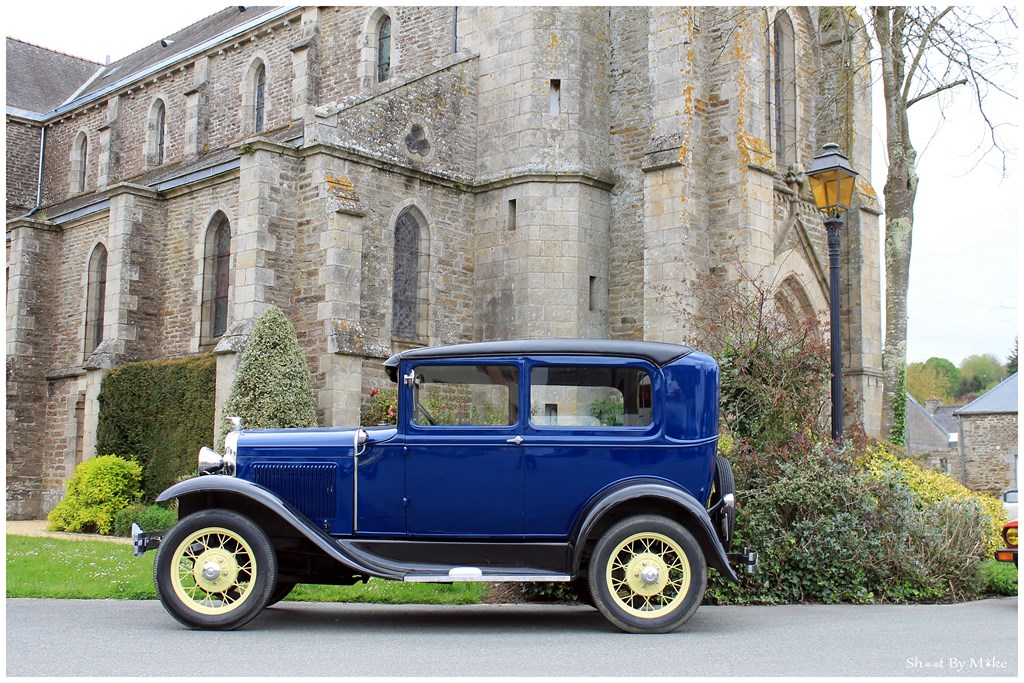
(307, 155), (370, 427)
(290, 7), (321, 121)
(184, 56), (209, 158)
(97, 96), (120, 189)
(212, 139), (296, 437)
(5, 217), (60, 519)
(93, 183), (160, 362)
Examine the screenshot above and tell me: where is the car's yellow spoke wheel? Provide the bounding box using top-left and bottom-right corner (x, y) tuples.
(605, 531), (691, 618)
(170, 526), (258, 616)
(589, 515), (707, 634)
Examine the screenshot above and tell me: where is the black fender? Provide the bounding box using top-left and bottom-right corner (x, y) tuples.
(570, 478), (739, 582)
(156, 476), (403, 580)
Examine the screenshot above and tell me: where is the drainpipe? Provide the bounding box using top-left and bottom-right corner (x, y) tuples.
(451, 6), (458, 53)
(27, 124), (46, 217)
(956, 414), (967, 486)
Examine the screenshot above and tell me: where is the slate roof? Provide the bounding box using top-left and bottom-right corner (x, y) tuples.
(5, 38), (100, 115)
(70, 6), (281, 105)
(931, 405), (960, 433)
(955, 373), (1018, 416)
(905, 395), (956, 451)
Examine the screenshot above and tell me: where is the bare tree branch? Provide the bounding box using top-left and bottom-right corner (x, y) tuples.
(906, 78), (967, 108)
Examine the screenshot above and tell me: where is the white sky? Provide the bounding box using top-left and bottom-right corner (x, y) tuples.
(4, 3), (1020, 367)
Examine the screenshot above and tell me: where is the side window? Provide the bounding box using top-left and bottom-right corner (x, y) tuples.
(84, 243), (107, 358)
(530, 366), (653, 428)
(411, 364), (518, 427)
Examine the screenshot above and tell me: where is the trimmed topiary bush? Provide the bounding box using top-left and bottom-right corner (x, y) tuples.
(47, 455), (143, 535)
(96, 354), (216, 501)
(219, 306), (317, 446)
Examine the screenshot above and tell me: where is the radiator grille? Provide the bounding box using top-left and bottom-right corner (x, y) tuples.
(252, 463), (338, 521)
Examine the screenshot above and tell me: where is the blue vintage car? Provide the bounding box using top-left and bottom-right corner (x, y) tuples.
(136, 339), (755, 633)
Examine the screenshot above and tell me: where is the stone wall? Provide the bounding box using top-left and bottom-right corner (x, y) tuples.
(6, 119), (41, 219)
(960, 413), (1018, 496)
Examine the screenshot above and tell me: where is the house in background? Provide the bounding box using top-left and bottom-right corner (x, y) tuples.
(953, 373), (1018, 496)
(905, 395), (958, 475)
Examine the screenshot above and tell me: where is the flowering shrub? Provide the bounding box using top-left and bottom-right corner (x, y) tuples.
(860, 443), (1006, 555)
(364, 386), (398, 425)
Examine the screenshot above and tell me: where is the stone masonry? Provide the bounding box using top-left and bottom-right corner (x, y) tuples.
(6, 6), (884, 518)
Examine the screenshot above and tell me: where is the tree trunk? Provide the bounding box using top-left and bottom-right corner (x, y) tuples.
(873, 7), (918, 437)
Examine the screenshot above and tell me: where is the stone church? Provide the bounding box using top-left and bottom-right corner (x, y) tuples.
(6, 6), (883, 519)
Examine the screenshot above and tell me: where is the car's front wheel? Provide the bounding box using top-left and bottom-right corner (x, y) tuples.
(154, 509), (277, 630)
(588, 515), (706, 634)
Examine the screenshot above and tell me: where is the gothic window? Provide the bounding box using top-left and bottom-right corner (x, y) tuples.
(202, 214), (231, 344)
(254, 63), (267, 132)
(377, 15), (392, 82)
(771, 11), (797, 166)
(84, 244), (107, 357)
(392, 208), (427, 341)
(72, 131), (89, 194)
(147, 98), (167, 166)
(242, 58), (269, 135)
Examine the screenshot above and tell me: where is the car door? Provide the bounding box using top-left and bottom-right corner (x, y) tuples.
(402, 361), (525, 538)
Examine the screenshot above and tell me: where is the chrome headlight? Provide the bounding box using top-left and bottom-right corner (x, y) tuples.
(223, 430), (239, 475)
(198, 418), (241, 476)
(198, 446), (224, 475)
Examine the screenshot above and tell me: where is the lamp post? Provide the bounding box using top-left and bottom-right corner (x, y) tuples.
(806, 143), (858, 441)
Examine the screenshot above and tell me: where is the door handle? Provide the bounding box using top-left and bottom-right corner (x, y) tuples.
(506, 436), (524, 445)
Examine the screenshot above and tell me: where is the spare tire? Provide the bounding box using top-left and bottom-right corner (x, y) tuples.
(712, 455), (736, 552)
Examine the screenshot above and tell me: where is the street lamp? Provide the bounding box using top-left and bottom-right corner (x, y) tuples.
(806, 142), (858, 441)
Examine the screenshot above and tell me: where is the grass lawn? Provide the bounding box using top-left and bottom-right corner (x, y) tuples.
(5, 534), (486, 604)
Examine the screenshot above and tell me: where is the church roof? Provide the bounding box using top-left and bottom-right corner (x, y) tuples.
(70, 6), (283, 106)
(5, 38), (100, 115)
(955, 373), (1018, 416)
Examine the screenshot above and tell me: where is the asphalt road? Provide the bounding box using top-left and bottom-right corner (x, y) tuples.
(5, 597), (1018, 677)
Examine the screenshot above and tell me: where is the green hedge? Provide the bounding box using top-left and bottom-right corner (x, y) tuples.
(96, 354), (216, 501)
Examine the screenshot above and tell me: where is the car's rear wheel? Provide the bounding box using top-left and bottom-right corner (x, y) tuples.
(588, 515), (706, 634)
(155, 509), (277, 630)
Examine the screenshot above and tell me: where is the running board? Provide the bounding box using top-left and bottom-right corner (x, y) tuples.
(404, 567), (571, 583)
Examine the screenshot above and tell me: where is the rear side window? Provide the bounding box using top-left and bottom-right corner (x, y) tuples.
(530, 366), (652, 428)
(411, 364), (519, 426)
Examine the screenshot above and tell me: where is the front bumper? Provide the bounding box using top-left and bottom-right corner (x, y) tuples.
(131, 523), (164, 557)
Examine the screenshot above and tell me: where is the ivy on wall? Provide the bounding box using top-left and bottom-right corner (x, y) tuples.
(96, 354), (217, 501)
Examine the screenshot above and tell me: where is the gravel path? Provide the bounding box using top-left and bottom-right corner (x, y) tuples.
(6, 519), (132, 545)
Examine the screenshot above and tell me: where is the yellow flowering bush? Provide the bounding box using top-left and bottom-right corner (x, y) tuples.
(860, 443), (1006, 555)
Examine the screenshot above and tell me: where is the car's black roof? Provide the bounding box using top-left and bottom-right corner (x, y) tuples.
(384, 339), (695, 373)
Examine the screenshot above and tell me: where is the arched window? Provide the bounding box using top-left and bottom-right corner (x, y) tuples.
(85, 244), (107, 356)
(148, 99), (167, 166)
(772, 11), (797, 166)
(202, 214), (231, 343)
(72, 131), (89, 194)
(392, 208), (427, 341)
(377, 15), (392, 82)
(254, 63), (266, 132)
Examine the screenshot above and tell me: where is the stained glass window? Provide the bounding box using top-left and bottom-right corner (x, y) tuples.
(392, 209), (420, 339)
(377, 16), (392, 82)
